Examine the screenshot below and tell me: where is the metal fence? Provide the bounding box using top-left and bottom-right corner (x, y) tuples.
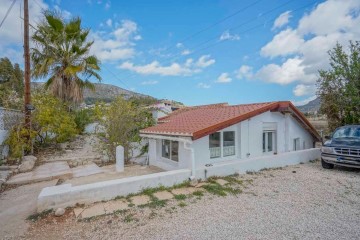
(0, 107), (23, 131)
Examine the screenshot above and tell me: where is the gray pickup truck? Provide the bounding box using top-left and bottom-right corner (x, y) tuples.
(321, 125), (360, 169)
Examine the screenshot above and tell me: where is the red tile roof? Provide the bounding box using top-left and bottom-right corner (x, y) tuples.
(141, 101), (320, 141)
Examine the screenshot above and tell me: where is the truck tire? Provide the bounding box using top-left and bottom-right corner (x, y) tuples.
(321, 159), (334, 169)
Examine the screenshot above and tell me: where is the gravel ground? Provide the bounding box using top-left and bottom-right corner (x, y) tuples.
(22, 161), (360, 240)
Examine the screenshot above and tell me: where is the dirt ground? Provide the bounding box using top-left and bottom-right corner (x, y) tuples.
(8, 161), (359, 240)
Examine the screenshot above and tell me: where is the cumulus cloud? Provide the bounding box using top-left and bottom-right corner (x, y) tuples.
(219, 30), (240, 41)
(272, 11), (292, 30)
(106, 19), (112, 27)
(261, 28), (304, 58)
(293, 84), (316, 97)
(215, 73), (232, 83)
(119, 55), (215, 76)
(196, 55), (215, 68)
(236, 65), (253, 79)
(90, 20), (141, 62)
(253, 0), (360, 93)
(181, 49), (191, 55)
(256, 58), (317, 85)
(0, 0), (48, 63)
(141, 80), (159, 85)
(197, 83), (211, 89)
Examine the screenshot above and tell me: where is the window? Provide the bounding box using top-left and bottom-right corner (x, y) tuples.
(223, 131), (235, 156)
(293, 138), (300, 151)
(209, 132), (221, 158)
(162, 140), (179, 161)
(263, 131), (276, 153)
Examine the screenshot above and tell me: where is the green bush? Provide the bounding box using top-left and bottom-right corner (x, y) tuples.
(5, 125), (37, 158)
(74, 109), (93, 133)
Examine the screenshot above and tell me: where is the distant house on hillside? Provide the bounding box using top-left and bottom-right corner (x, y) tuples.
(148, 100), (183, 122)
(140, 101), (321, 172)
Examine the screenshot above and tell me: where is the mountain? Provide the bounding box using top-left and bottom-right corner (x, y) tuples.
(297, 97), (321, 113)
(31, 82), (156, 104)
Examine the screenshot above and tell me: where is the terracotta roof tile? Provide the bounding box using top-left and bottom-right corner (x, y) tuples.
(141, 101), (321, 140)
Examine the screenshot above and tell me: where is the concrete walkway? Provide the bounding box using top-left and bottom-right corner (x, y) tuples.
(0, 180), (58, 239)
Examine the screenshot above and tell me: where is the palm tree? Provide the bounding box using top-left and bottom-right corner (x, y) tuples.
(31, 12), (101, 103)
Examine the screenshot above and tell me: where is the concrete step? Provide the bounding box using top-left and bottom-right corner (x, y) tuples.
(6, 162), (72, 185)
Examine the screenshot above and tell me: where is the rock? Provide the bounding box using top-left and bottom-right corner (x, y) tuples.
(65, 149), (73, 153)
(1, 145), (9, 158)
(59, 143), (68, 150)
(55, 208), (65, 217)
(18, 155), (37, 173)
(0, 166), (10, 170)
(189, 178), (199, 187)
(22, 155), (37, 162)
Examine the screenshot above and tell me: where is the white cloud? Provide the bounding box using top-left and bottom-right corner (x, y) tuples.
(181, 49), (191, 55)
(106, 19), (112, 27)
(119, 55), (215, 76)
(54, 5), (71, 19)
(236, 65), (253, 79)
(293, 84), (316, 97)
(90, 20), (141, 62)
(256, 57), (317, 85)
(141, 80), (159, 85)
(176, 43), (183, 48)
(215, 72), (232, 83)
(0, 0), (48, 63)
(196, 55), (215, 68)
(197, 83), (211, 89)
(254, 0), (360, 95)
(272, 11), (292, 30)
(105, 1), (111, 10)
(261, 28), (304, 58)
(219, 30), (240, 41)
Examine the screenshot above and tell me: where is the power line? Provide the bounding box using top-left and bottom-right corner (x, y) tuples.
(0, 0), (17, 29)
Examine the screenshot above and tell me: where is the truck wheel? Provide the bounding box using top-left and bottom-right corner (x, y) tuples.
(321, 159), (334, 169)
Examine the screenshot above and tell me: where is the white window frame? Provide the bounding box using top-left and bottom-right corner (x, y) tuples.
(293, 138), (300, 151)
(162, 140), (179, 162)
(263, 130), (276, 155)
(209, 130), (236, 159)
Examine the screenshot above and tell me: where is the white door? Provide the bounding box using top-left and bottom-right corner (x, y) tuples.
(263, 131), (276, 154)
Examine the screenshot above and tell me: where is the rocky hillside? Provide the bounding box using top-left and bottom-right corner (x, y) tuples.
(297, 97), (321, 113)
(31, 82), (156, 104)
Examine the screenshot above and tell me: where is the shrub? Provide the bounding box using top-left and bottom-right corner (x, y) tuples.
(74, 108), (93, 133)
(5, 124), (37, 158)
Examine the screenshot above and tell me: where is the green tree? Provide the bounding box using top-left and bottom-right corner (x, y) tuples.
(103, 97), (154, 162)
(0, 57), (24, 109)
(317, 41), (360, 131)
(31, 12), (101, 103)
(32, 93), (77, 144)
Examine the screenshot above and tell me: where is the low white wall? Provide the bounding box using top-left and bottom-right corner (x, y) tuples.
(0, 130), (8, 146)
(37, 169), (191, 212)
(195, 148), (321, 179)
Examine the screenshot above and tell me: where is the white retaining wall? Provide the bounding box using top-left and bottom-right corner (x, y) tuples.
(37, 169), (191, 212)
(195, 148), (321, 179)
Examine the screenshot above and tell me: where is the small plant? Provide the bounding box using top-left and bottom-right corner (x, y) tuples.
(174, 194), (187, 200)
(26, 209), (52, 222)
(178, 202), (187, 207)
(192, 191), (204, 197)
(124, 213), (137, 223)
(144, 198), (167, 209)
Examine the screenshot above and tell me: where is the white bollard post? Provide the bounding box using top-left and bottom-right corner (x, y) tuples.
(116, 145), (124, 172)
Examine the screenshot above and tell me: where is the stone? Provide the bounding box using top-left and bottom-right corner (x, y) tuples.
(189, 178), (199, 187)
(73, 208), (84, 218)
(71, 163), (104, 178)
(195, 182), (208, 188)
(22, 155), (37, 162)
(65, 150), (73, 153)
(171, 187), (198, 195)
(153, 191), (174, 200)
(59, 143), (68, 150)
(80, 203), (106, 219)
(0, 170), (11, 181)
(104, 200), (128, 213)
(130, 195), (150, 206)
(19, 156), (36, 173)
(54, 208), (65, 217)
(116, 146), (124, 172)
(215, 179), (229, 186)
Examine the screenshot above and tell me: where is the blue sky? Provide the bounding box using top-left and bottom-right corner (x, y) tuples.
(1, 0), (360, 106)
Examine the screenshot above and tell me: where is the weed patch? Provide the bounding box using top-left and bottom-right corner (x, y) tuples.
(27, 209), (53, 222)
(174, 194), (187, 200)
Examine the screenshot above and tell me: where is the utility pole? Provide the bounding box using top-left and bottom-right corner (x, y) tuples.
(23, 0), (31, 129)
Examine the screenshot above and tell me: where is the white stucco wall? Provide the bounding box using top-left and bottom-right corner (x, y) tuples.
(146, 110), (315, 172)
(37, 169), (192, 212)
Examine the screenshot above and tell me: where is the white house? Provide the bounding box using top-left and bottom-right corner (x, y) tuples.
(140, 101), (321, 176)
